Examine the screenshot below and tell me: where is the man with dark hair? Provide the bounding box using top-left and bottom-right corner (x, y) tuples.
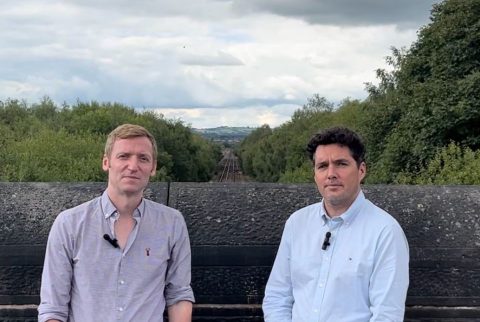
(39, 124), (194, 322)
(263, 127), (409, 321)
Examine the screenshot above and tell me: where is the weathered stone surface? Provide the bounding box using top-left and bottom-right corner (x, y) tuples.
(1, 183), (480, 321)
(0, 182), (168, 245)
(170, 182), (320, 245)
(363, 185), (480, 248)
(0, 267), (41, 297)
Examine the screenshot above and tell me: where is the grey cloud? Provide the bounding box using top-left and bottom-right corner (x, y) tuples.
(2, 0), (440, 29)
(231, 0), (441, 28)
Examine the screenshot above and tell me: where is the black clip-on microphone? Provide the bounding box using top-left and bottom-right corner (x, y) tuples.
(103, 234), (119, 248)
(322, 232), (331, 250)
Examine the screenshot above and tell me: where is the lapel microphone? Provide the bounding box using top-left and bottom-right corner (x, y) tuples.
(103, 234), (119, 248)
(322, 232), (331, 250)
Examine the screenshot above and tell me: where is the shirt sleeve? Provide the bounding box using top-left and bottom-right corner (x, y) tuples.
(164, 213), (195, 306)
(38, 213), (73, 322)
(369, 221), (410, 321)
(262, 219), (294, 322)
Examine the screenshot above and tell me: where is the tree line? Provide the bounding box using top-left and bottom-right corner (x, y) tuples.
(238, 0), (480, 185)
(0, 98), (222, 182)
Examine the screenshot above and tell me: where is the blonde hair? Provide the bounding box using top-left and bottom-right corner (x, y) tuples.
(104, 124), (157, 161)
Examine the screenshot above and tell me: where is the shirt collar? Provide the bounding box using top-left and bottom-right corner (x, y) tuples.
(101, 190), (144, 219)
(320, 190), (365, 226)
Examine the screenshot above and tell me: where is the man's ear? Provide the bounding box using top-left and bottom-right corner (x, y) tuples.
(102, 155), (109, 172)
(150, 160), (157, 177)
(359, 162), (366, 182)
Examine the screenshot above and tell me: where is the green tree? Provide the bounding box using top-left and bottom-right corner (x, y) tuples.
(238, 125), (272, 177)
(368, 0), (480, 182)
(0, 128), (105, 181)
(402, 142), (480, 184)
(0, 99), (219, 182)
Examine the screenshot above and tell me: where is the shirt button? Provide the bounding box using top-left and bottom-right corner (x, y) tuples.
(118, 307), (124, 312)
(119, 280), (125, 285)
(319, 283), (323, 288)
(313, 309), (318, 313)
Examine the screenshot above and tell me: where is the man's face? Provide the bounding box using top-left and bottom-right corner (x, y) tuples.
(102, 136), (156, 197)
(313, 143), (366, 216)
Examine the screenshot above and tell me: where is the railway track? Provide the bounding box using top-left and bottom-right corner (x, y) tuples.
(217, 149), (241, 182)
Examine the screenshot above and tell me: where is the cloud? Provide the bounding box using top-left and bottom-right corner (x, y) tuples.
(231, 0), (440, 28)
(0, 0), (441, 128)
(179, 51), (244, 66)
(149, 104), (299, 128)
(61, 0), (235, 21)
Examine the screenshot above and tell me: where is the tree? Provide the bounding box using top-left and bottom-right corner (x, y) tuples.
(402, 142), (480, 184)
(367, 0), (480, 182)
(0, 99), (219, 182)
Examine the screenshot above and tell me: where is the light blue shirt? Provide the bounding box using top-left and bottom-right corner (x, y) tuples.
(263, 191), (409, 322)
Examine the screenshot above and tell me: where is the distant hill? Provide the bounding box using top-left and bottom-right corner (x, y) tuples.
(193, 126), (255, 145)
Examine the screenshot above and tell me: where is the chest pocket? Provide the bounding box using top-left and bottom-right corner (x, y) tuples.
(330, 255), (374, 297)
(129, 239), (170, 274)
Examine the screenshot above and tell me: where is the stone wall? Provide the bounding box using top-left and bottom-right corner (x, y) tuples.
(1, 183), (479, 321)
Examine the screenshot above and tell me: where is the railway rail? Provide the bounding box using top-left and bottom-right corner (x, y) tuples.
(217, 149), (241, 182)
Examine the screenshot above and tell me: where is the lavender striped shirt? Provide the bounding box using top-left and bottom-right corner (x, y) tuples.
(38, 191), (194, 322)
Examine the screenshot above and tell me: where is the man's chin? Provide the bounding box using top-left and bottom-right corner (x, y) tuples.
(324, 195), (346, 206)
(119, 183), (147, 194)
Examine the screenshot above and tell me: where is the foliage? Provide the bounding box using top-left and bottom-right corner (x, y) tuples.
(0, 128), (105, 181)
(366, 0), (480, 182)
(278, 162), (313, 183)
(400, 142), (480, 184)
(0, 99), (220, 182)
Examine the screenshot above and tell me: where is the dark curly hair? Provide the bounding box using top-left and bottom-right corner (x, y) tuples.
(306, 127), (365, 166)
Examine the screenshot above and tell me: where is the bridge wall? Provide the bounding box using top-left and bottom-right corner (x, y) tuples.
(1, 182), (479, 321)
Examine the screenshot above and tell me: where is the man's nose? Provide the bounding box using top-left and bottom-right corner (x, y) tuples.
(127, 157), (140, 170)
(327, 164), (337, 179)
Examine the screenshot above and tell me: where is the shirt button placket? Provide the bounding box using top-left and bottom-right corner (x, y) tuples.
(117, 306), (124, 321)
(117, 275), (126, 319)
(117, 255), (126, 320)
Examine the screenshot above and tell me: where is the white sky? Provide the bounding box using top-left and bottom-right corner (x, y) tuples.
(0, 0), (441, 128)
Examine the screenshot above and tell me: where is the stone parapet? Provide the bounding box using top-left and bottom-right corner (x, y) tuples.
(1, 183), (479, 321)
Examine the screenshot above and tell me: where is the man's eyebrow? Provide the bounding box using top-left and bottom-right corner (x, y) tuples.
(315, 158), (350, 164)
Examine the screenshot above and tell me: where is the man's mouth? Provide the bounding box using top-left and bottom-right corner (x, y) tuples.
(325, 184), (342, 188)
(123, 175), (140, 180)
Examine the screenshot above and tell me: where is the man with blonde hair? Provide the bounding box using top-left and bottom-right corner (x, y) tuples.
(39, 124), (194, 322)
